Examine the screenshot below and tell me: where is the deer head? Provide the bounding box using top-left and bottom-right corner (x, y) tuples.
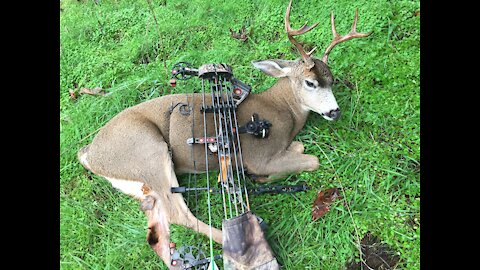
(252, 0), (371, 121)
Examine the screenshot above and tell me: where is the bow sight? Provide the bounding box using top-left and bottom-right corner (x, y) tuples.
(237, 113), (272, 139)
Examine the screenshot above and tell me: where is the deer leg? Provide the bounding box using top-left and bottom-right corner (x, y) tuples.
(83, 118), (221, 268)
(251, 142), (305, 183)
(141, 193), (176, 269)
(255, 151), (319, 184)
(287, 141), (305, 154)
(143, 147), (222, 252)
(169, 197), (223, 244)
(161, 155), (223, 244)
(140, 187), (221, 269)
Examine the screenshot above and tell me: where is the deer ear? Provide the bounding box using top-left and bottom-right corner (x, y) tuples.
(251, 60), (294, 78)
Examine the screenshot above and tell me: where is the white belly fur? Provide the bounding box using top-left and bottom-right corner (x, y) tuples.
(104, 177), (146, 200)
(81, 152), (148, 200)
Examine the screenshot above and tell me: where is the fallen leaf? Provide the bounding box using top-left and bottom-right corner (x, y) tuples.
(68, 89), (77, 100)
(79, 87), (106, 96)
(230, 26), (248, 42)
(312, 187), (341, 221)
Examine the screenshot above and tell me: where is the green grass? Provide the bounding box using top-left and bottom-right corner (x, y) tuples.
(60, 0), (420, 269)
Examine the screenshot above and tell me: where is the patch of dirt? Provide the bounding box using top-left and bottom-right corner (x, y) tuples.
(346, 232), (400, 270)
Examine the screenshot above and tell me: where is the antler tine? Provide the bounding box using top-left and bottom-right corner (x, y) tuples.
(307, 47), (317, 56)
(285, 0), (320, 69)
(322, 8), (372, 63)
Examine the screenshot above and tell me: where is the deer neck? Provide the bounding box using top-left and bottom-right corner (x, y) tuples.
(260, 77), (310, 137)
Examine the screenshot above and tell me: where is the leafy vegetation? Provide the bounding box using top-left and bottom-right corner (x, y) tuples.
(60, 0), (419, 269)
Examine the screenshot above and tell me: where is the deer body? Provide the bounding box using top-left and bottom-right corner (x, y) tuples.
(77, 1), (370, 268)
(82, 75), (319, 184)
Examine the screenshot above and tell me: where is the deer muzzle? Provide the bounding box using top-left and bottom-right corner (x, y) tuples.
(322, 108), (341, 121)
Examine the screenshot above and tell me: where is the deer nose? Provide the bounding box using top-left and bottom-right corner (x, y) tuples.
(326, 108), (341, 120)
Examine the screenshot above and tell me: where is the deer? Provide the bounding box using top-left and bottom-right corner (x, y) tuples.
(77, 0), (371, 268)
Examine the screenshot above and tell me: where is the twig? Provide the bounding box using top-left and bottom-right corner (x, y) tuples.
(371, 252), (392, 268)
(336, 177), (373, 270)
(145, 0), (168, 78)
(145, 0), (161, 41)
(79, 126), (104, 143)
(91, 0), (104, 35)
(314, 141), (373, 270)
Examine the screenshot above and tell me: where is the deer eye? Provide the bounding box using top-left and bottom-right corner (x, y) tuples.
(304, 79), (317, 90)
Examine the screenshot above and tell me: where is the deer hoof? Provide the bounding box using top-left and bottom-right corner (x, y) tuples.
(140, 195), (156, 211)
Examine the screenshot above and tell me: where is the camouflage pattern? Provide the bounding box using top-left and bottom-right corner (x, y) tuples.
(198, 63), (233, 79)
(222, 211), (280, 270)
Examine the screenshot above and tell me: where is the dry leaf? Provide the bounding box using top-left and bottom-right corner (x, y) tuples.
(230, 26), (248, 42)
(312, 187), (341, 221)
(68, 89), (77, 100)
(79, 87), (106, 96)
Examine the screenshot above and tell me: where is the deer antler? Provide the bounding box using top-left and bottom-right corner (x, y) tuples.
(322, 9), (372, 63)
(285, 0), (320, 69)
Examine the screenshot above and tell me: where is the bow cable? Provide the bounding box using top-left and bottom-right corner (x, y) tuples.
(189, 88), (202, 249)
(220, 76), (246, 213)
(226, 83), (250, 211)
(209, 77), (231, 220)
(214, 76), (240, 217)
(200, 78), (216, 264)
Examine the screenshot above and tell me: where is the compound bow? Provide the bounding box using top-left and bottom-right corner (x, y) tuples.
(167, 62), (308, 269)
